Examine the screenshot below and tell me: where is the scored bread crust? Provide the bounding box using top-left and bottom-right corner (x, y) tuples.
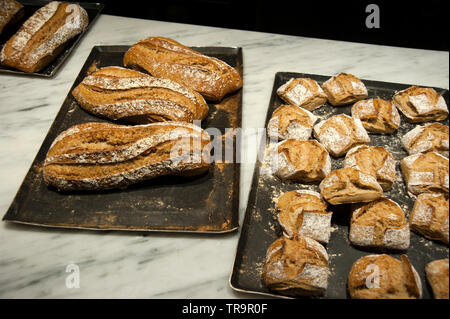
(425, 259), (449, 299)
(321, 73), (368, 106)
(276, 78), (328, 111)
(72, 66), (209, 124)
(0, 1), (88, 73)
(0, 0), (24, 34)
(401, 123), (449, 157)
(351, 98), (401, 134)
(43, 121), (211, 191)
(123, 36), (243, 101)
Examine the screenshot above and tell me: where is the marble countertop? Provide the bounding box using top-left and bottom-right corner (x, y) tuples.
(0, 14), (448, 299)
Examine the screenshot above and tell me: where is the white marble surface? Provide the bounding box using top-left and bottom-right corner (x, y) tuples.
(0, 14), (448, 298)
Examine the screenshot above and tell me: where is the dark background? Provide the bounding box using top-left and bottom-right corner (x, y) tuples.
(89, 0), (449, 51)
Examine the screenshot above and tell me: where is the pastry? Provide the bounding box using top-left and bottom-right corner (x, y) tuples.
(348, 254), (422, 299)
(351, 98), (401, 134)
(401, 123), (449, 157)
(43, 122), (211, 191)
(276, 190), (332, 244)
(321, 73), (368, 106)
(276, 78), (327, 111)
(313, 114), (370, 157)
(392, 86), (448, 123)
(350, 198), (410, 250)
(123, 36), (243, 101)
(72, 66), (209, 124)
(267, 104), (318, 141)
(319, 167), (383, 205)
(409, 193), (449, 245)
(1, 1), (89, 73)
(0, 0), (24, 35)
(425, 259), (449, 299)
(263, 236), (329, 296)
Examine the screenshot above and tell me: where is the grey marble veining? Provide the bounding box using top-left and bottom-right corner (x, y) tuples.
(0, 14), (448, 298)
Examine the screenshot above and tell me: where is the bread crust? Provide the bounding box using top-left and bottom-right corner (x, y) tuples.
(425, 258), (449, 299)
(351, 98), (401, 134)
(401, 123), (449, 157)
(277, 78), (327, 111)
(321, 73), (368, 106)
(0, 0), (24, 34)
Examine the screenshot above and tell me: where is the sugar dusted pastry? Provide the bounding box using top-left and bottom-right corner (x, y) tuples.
(276, 190), (332, 244)
(350, 198), (409, 250)
(313, 114), (370, 157)
(401, 123), (449, 157)
(393, 86), (448, 123)
(409, 193), (449, 245)
(277, 78), (328, 111)
(321, 73), (368, 106)
(351, 98), (401, 134)
(425, 259), (449, 299)
(267, 104), (318, 141)
(344, 145), (396, 191)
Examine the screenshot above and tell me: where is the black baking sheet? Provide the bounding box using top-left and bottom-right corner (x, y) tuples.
(0, 1), (104, 77)
(2, 45), (242, 233)
(230, 72), (449, 298)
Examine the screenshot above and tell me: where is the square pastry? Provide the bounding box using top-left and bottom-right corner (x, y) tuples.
(351, 98), (401, 134)
(401, 123), (449, 157)
(277, 78), (327, 110)
(321, 73), (368, 106)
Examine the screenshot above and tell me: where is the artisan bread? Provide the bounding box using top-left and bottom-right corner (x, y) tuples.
(267, 104), (318, 141)
(0, 0), (24, 35)
(409, 193), (449, 245)
(72, 66), (209, 124)
(313, 114), (370, 157)
(393, 86), (448, 123)
(348, 254), (422, 299)
(400, 151), (449, 197)
(1, 1), (88, 73)
(276, 190), (332, 244)
(263, 236), (329, 296)
(43, 122), (211, 191)
(319, 167), (383, 205)
(123, 36), (243, 101)
(401, 123), (449, 157)
(277, 78), (327, 111)
(350, 198), (409, 250)
(344, 145), (396, 191)
(321, 73), (368, 106)
(425, 259), (449, 299)
(351, 98), (401, 134)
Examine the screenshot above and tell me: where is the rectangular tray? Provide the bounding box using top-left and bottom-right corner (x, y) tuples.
(2, 45), (242, 233)
(230, 72), (449, 298)
(0, 0), (104, 77)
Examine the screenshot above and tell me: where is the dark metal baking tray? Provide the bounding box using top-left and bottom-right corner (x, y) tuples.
(230, 72), (449, 298)
(0, 1), (104, 77)
(2, 45), (242, 233)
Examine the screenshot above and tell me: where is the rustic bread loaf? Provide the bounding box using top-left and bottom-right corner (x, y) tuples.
(276, 190), (332, 244)
(123, 36), (243, 101)
(409, 193), (449, 245)
(348, 254), (422, 299)
(72, 66), (209, 124)
(1, 1), (88, 73)
(401, 123), (449, 157)
(425, 258), (449, 299)
(351, 98), (401, 134)
(0, 0), (24, 35)
(321, 73), (368, 106)
(43, 122), (211, 191)
(350, 198), (410, 250)
(267, 104), (318, 141)
(277, 78), (327, 111)
(263, 236), (329, 296)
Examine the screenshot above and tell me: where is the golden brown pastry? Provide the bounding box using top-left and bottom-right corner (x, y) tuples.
(0, 0), (24, 35)
(351, 98), (401, 134)
(425, 259), (449, 299)
(401, 123), (449, 157)
(348, 254), (422, 299)
(123, 36), (243, 101)
(263, 236), (329, 296)
(277, 78), (328, 110)
(321, 73), (368, 106)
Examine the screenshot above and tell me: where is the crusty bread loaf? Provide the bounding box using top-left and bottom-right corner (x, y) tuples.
(351, 98), (401, 134)
(409, 193), (449, 245)
(401, 123), (449, 157)
(123, 36), (243, 101)
(43, 122), (211, 191)
(321, 73), (368, 106)
(263, 236), (329, 296)
(425, 259), (449, 299)
(0, 0), (24, 35)
(350, 198), (410, 250)
(72, 66), (209, 124)
(393, 86), (448, 123)
(276, 190), (332, 244)
(348, 254), (422, 299)
(1, 1), (88, 73)
(267, 104), (318, 141)
(277, 78), (327, 111)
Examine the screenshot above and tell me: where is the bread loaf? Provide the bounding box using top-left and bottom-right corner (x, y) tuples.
(277, 78), (327, 111)
(0, 0), (24, 35)
(43, 122), (211, 191)
(425, 259), (449, 299)
(72, 66), (209, 124)
(123, 36), (243, 101)
(1, 1), (88, 73)
(321, 73), (368, 106)
(401, 123), (449, 157)
(351, 98), (401, 134)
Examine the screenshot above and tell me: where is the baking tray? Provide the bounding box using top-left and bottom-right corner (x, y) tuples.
(2, 45), (242, 233)
(0, 0), (104, 77)
(230, 72), (449, 298)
